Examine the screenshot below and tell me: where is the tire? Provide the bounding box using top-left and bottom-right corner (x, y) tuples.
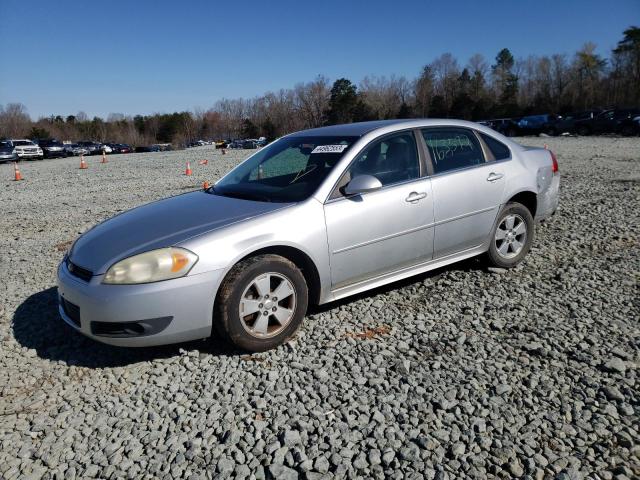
(620, 125), (636, 137)
(214, 254), (308, 352)
(576, 125), (590, 136)
(486, 202), (535, 268)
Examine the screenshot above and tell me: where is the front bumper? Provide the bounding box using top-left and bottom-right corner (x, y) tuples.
(16, 151), (42, 158)
(44, 149), (66, 158)
(0, 153), (18, 162)
(57, 259), (226, 346)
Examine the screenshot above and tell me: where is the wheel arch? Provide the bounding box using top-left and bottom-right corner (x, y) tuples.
(219, 244), (323, 307)
(506, 190), (537, 218)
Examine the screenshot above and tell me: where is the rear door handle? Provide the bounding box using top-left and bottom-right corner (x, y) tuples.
(405, 192), (427, 203)
(487, 172), (504, 182)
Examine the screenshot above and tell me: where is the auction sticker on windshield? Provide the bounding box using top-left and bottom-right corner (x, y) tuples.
(311, 145), (349, 154)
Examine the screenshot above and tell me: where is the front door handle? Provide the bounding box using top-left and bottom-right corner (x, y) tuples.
(405, 192), (427, 203)
(487, 172), (504, 182)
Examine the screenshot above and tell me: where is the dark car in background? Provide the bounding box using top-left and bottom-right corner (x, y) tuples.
(480, 118), (521, 137)
(516, 114), (559, 136)
(227, 140), (244, 149)
(106, 143), (132, 154)
(38, 139), (67, 158)
(134, 145), (161, 153)
(573, 108), (640, 136)
(0, 140), (19, 163)
(551, 110), (602, 136)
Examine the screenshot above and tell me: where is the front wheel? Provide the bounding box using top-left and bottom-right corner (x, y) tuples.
(486, 202), (535, 268)
(214, 254), (308, 352)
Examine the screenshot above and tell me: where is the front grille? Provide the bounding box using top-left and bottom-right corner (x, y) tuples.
(66, 258), (93, 282)
(61, 298), (81, 328)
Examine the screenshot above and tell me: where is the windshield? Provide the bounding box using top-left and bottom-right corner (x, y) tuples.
(13, 140), (34, 146)
(212, 135), (358, 202)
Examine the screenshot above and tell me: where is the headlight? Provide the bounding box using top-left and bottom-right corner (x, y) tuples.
(103, 247), (198, 285)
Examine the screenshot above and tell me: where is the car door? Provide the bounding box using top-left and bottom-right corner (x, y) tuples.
(324, 131), (434, 288)
(420, 127), (506, 258)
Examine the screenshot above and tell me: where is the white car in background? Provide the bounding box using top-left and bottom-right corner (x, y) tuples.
(9, 139), (43, 160)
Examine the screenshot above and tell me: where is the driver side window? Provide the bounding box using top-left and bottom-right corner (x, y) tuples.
(335, 132), (420, 197)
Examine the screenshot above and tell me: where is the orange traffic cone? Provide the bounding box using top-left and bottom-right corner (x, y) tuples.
(79, 155), (88, 169)
(101, 150), (108, 163)
(203, 181), (210, 189)
(185, 160), (192, 176)
(199, 159), (208, 165)
(13, 162), (23, 181)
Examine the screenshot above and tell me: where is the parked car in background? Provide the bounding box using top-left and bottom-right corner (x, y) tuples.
(227, 140), (244, 149)
(573, 108), (640, 136)
(38, 139), (67, 158)
(77, 141), (104, 155)
(481, 118), (520, 137)
(631, 114), (640, 136)
(242, 139), (257, 149)
(0, 140), (18, 163)
(57, 119), (560, 351)
(134, 145), (161, 153)
(9, 139), (43, 160)
(64, 143), (90, 156)
(551, 110), (602, 135)
(107, 143), (132, 154)
(215, 140), (228, 149)
(516, 114), (559, 136)
(256, 137), (268, 147)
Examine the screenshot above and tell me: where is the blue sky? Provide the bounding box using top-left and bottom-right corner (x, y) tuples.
(0, 0), (637, 119)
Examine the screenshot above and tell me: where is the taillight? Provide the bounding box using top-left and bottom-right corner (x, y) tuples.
(550, 150), (559, 173)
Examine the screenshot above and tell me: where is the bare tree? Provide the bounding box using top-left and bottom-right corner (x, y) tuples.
(0, 103), (31, 138)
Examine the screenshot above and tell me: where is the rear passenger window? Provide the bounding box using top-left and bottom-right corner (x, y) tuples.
(480, 133), (511, 160)
(421, 128), (485, 174)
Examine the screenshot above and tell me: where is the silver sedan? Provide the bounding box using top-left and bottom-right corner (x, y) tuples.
(57, 119), (560, 351)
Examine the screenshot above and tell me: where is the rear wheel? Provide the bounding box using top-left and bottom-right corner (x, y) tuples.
(577, 125), (590, 136)
(486, 202), (534, 268)
(214, 254), (308, 352)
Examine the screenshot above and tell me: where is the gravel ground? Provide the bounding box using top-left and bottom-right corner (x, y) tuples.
(0, 137), (638, 480)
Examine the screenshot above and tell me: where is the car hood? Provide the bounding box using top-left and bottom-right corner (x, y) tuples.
(70, 191), (290, 274)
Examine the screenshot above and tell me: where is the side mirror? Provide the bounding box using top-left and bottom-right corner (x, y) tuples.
(343, 174), (383, 196)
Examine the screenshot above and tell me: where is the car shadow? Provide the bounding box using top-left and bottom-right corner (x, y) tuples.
(11, 287), (237, 368)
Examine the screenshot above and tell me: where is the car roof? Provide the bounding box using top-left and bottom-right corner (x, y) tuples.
(288, 118), (494, 137)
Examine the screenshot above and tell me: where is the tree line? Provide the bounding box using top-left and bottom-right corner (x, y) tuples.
(1, 26), (638, 145)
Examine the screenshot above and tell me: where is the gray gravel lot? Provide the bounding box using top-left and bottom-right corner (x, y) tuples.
(0, 137), (638, 479)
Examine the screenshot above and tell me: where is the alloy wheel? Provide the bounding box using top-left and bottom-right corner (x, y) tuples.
(495, 213), (527, 259)
(239, 272), (296, 338)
